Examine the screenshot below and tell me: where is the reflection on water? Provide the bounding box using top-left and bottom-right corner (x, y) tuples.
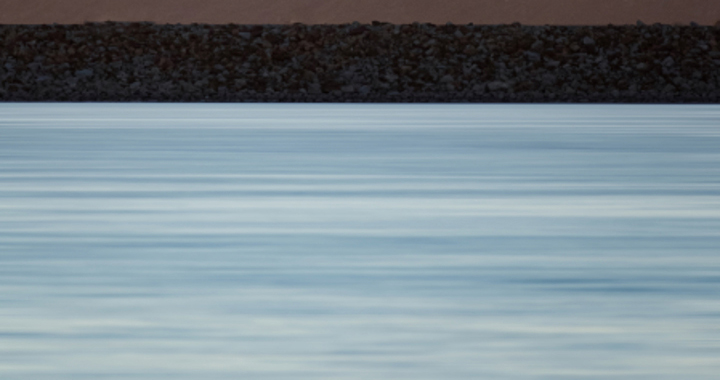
(1, 104), (720, 379)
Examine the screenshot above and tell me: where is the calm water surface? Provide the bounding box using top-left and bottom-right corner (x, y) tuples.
(1, 104), (720, 379)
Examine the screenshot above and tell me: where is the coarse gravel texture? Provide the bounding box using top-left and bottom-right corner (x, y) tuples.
(1, 21), (720, 102)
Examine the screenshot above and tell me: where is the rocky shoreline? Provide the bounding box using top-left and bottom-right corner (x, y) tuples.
(1, 22), (719, 102)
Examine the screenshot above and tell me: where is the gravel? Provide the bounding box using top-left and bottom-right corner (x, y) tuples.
(1, 21), (719, 102)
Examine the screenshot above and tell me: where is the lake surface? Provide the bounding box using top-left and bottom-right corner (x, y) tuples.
(1, 104), (720, 379)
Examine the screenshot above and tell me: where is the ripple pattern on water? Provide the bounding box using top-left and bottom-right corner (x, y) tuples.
(1, 104), (720, 379)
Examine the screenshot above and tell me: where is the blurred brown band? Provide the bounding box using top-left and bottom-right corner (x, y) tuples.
(1, 0), (719, 26)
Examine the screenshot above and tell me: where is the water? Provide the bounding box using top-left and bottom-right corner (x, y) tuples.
(1, 104), (720, 379)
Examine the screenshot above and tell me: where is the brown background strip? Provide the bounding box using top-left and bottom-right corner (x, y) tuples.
(1, 0), (719, 26)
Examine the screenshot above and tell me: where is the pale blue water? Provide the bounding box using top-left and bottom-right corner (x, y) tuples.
(1, 104), (720, 379)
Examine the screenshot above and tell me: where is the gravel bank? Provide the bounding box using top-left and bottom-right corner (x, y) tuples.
(1, 22), (719, 102)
